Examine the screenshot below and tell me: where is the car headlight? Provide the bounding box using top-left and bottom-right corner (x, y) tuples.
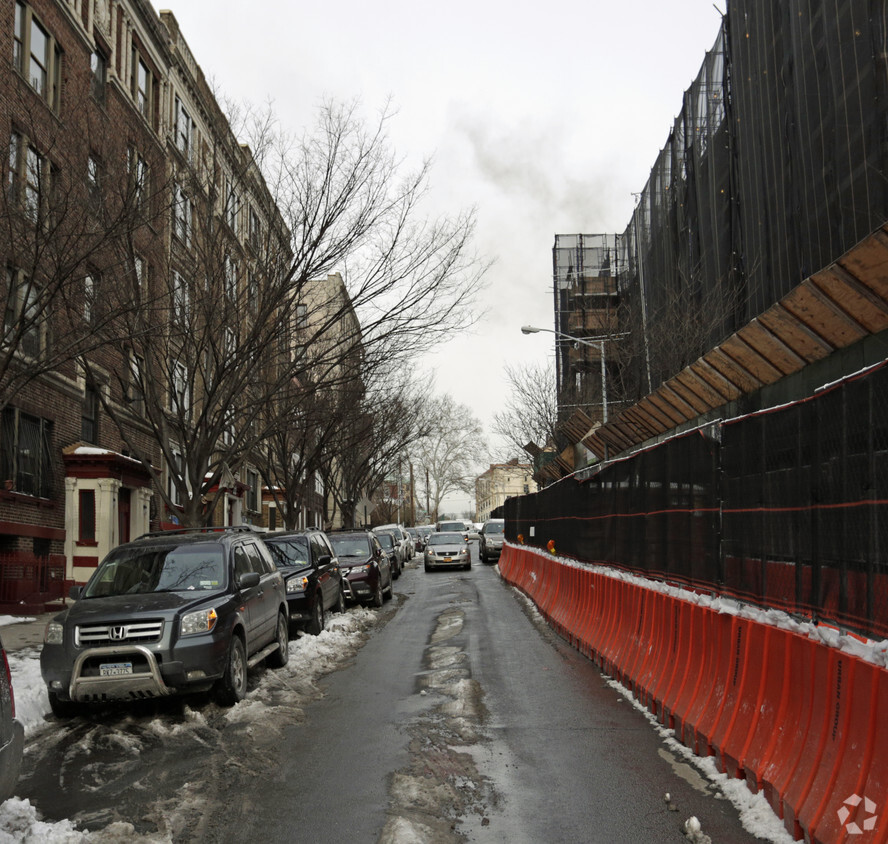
(287, 576), (309, 594)
(426, 549), (435, 556)
(460, 548), (469, 556)
(44, 621), (64, 645)
(180, 607), (218, 636)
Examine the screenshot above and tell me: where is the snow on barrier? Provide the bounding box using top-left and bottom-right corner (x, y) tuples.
(498, 542), (888, 844)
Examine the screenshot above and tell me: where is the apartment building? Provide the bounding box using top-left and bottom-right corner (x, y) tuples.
(474, 460), (536, 523)
(0, 0), (349, 609)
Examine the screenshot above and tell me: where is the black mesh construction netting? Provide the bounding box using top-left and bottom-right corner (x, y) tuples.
(611, 0), (888, 397)
(506, 361), (888, 640)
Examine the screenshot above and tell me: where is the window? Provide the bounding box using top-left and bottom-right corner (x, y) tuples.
(224, 256), (237, 300)
(174, 96), (192, 159)
(171, 361), (190, 414)
(128, 149), (149, 214)
(0, 407), (53, 497)
(133, 254), (145, 302)
(90, 49), (106, 104)
(14, 3), (62, 110)
(268, 506), (277, 531)
(247, 271), (258, 314)
(83, 271), (96, 322)
(131, 49), (153, 123)
(86, 153), (101, 201)
(294, 303), (308, 330)
(79, 490), (96, 542)
(172, 271), (190, 322)
(173, 184), (191, 244)
(9, 132), (49, 223)
(81, 382), (98, 443)
(226, 181), (239, 233)
(246, 469), (259, 512)
(168, 448), (182, 507)
(128, 353), (144, 415)
(249, 207), (260, 249)
(4, 269), (44, 358)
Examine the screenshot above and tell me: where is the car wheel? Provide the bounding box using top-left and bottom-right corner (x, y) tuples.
(266, 611), (290, 668)
(334, 587), (346, 614)
(384, 573), (393, 600)
(424, 562), (432, 572)
(48, 690), (80, 719)
(306, 596), (325, 635)
(372, 579), (384, 607)
(216, 635), (247, 706)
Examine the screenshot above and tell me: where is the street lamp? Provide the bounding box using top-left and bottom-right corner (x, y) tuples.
(521, 324), (624, 424)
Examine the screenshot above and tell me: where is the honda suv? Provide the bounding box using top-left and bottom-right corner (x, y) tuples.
(40, 527), (289, 716)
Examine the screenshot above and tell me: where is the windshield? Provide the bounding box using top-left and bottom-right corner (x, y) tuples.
(84, 543), (226, 597)
(438, 522), (464, 532)
(485, 522), (504, 534)
(429, 533), (464, 546)
(330, 536), (370, 557)
(265, 536), (310, 567)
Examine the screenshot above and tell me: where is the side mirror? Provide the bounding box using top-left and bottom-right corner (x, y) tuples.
(69, 584), (83, 600)
(317, 554), (332, 567)
(238, 571), (261, 590)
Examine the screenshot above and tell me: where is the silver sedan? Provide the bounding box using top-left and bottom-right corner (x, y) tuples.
(424, 532), (471, 572)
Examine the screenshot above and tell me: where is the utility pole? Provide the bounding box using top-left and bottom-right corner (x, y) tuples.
(409, 462), (416, 526)
(426, 468), (431, 523)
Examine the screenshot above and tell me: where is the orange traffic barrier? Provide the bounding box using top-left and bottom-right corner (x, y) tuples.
(659, 598), (695, 730)
(670, 603), (709, 745)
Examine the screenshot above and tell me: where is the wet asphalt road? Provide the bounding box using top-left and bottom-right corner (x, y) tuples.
(220, 547), (760, 843)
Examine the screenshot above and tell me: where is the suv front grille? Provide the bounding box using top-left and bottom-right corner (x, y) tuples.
(76, 620), (164, 647)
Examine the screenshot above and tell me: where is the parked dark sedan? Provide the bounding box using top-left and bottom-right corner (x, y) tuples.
(264, 529), (345, 635)
(0, 631), (23, 800)
(328, 531), (393, 607)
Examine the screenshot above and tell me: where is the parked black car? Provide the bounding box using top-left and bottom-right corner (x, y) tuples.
(328, 530), (393, 607)
(373, 529), (404, 579)
(264, 529), (345, 635)
(0, 631), (23, 801)
(40, 526), (289, 716)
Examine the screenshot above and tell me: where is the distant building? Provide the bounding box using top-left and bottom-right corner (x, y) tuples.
(474, 460), (536, 522)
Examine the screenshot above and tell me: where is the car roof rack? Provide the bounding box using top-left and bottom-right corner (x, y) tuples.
(136, 525), (259, 540)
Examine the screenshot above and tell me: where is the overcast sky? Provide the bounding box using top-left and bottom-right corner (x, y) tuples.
(162, 0), (723, 514)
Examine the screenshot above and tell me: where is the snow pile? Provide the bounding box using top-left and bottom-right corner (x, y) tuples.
(0, 605), (378, 840)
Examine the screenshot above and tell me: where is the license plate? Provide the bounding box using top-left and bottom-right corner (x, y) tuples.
(100, 662), (133, 677)
(443, 557), (452, 562)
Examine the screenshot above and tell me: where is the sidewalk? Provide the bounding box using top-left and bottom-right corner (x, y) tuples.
(0, 612), (59, 652)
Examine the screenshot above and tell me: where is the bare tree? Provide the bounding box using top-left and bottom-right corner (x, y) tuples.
(492, 360), (559, 460)
(322, 367), (432, 528)
(86, 97), (488, 528)
(413, 396), (488, 522)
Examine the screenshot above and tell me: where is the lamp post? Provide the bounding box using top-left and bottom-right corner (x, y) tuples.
(521, 324), (625, 424)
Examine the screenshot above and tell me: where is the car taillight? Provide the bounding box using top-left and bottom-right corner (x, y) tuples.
(2, 650), (15, 719)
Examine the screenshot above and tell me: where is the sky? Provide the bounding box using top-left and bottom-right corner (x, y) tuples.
(158, 0), (725, 515)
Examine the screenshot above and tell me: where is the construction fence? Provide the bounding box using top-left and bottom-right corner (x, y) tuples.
(505, 358), (888, 641)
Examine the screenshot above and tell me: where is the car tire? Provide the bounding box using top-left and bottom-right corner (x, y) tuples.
(372, 579), (384, 607)
(392, 559), (401, 579)
(48, 690), (80, 719)
(306, 596), (325, 635)
(384, 574), (393, 600)
(216, 635), (247, 706)
(266, 611), (290, 668)
(334, 587), (346, 614)
(424, 562), (432, 572)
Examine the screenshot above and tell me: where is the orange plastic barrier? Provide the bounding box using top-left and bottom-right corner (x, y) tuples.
(496, 544), (888, 844)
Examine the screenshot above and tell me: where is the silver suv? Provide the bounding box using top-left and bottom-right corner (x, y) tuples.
(479, 519), (505, 563)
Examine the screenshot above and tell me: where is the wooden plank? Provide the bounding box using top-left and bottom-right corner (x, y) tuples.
(780, 281), (869, 348)
(703, 348), (764, 392)
(635, 397), (677, 430)
(672, 368), (729, 411)
(835, 227), (888, 292)
(737, 320), (807, 376)
(646, 393), (689, 427)
(719, 335), (785, 384)
(809, 265), (888, 334)
(657, 383), (698, 421)
(757, 302), (834, 363)
(621, 406), (661, 439)
(690, 358), (744, 401)
(666, 374), (712, 415)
